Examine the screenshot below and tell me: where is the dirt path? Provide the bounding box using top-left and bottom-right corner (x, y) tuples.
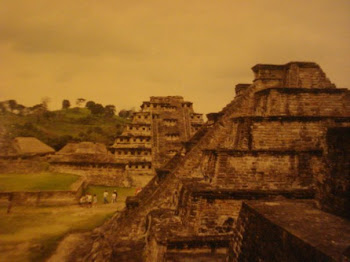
(0, 241), (33, 262)
(47, 233), (88, 262)
(0, 202), (125, 262)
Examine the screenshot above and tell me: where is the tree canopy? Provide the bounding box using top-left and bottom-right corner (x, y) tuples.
(62, 99), (71, 109)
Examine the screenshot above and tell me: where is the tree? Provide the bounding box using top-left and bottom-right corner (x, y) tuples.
(90, 103), (105, 115)
(105, 105), (116, 117)
(30, 103), (46, 114)
(41, 97), (51, 110)
(8, 100), (17, 112)
(118, 109), (134, 118)
(76, 98), (86, 107)
(15, 104), (26, 115)
(62, 99), (71, 109)
(0, 103), (5, 113)
(85, 101), (96, 111)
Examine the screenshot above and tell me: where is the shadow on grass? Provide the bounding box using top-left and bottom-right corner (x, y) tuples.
(29, 212), (116, 262)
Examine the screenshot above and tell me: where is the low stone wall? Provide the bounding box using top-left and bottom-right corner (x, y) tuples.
(50, 163), (154, 187)
(0, 178), (86, 206)
(0, 158), (50, 173)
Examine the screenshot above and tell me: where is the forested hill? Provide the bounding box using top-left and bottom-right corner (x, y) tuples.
(0, 107), (130, 150)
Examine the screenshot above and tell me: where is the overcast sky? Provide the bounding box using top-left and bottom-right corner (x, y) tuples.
(0, 0), (349, 114)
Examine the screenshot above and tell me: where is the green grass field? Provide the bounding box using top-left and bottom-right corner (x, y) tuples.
(0, 186), (135, 262)
(0, 172), (79, 192)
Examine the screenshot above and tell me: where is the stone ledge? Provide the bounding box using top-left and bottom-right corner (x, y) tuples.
(231, 115), (350, 122)
(50, 161), (126, 167)
(190, 189), (315, 200)
(255, 87), (348, 96)
(203, 148), (323, 156)
(166, 235), (232, 249)
(252, 62), (320, 73)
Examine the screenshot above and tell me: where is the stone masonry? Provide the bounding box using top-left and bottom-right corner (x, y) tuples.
(59, 62), (350, 262)
(109, 96), (204, 184)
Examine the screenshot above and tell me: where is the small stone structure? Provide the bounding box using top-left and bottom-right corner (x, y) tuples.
(49, 142), (130, 186)
(53, 62), (350, 262)
(0, 136), (55, 157)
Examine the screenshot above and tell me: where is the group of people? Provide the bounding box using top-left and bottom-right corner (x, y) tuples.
(79, 190), (118, 207)
(79, 193), (97, 207)
(103, 190), (118, 204)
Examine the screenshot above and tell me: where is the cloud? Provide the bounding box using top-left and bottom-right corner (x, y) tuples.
(0, 0), (349, 114)
(0, 1), (145, 56)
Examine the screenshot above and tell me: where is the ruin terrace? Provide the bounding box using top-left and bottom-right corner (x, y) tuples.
(61, 62), (350, 262)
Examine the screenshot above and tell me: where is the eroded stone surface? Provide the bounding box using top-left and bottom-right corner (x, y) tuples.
(61, 62), (350, 262)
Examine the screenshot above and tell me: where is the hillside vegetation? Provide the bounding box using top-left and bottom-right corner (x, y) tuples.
(0, 107), (129, 150)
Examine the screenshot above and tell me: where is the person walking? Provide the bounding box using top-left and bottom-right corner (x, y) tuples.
(103, 190), (109, 204)
(7, 193), (13, 214)
(93, 194), (98, 206)
(87, 193), (92, 208)
(79, 195), (87, 207)
(112, 190), (118, 203)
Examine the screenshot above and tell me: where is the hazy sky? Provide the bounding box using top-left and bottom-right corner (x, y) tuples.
(0, 0), (349, 114)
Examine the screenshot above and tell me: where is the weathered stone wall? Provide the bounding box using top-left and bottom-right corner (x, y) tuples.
(222, 118), (350, 151)
(254, 88), (350, 117)
(213, 152), (320, 189)
(251, 120), (325, 150)
(182, 197), (241, 235)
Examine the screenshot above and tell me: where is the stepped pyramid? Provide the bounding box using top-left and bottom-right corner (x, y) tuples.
(110, 96), (204, 182)
(64, 62), (350, 262)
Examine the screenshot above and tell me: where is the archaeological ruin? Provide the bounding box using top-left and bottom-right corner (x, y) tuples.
(49, 97), (204, 187)
(110, 96), (204, 173)
(111, 96), (203, 167)
(58, 62), (350, 262)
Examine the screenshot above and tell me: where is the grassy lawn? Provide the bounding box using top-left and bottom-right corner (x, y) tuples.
(0, 186), (135, 262)
(0, 172), (79, 192)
